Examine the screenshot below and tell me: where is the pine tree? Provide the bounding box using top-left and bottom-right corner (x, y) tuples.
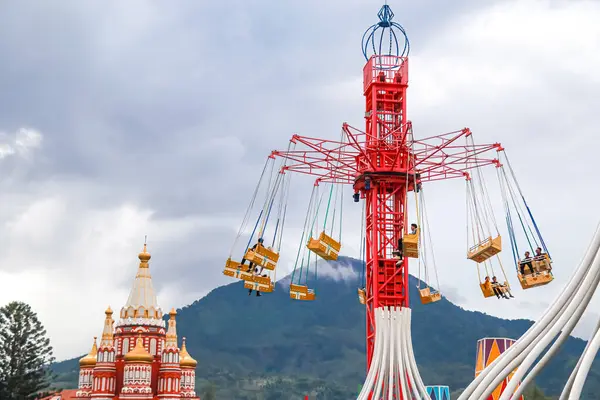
(0, 301), (55, 400)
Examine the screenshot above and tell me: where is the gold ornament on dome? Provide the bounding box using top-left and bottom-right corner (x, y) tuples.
(79, 337), (98, 367)
(124, 335), (153, 363)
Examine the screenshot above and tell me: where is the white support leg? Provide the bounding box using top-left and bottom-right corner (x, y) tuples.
(358, 307), (428, 399)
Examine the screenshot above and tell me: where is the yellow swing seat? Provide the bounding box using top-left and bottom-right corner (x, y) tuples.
(480, 280), (510, 298)
(518, 254), (553, 289)
(223, 258), (255, 281)
(358, 288), (366, 305)
(243, 244), (280, 270)
(244, 275), (274, 293)
(307, 231), (342, 261)
(289, 284), (316, 301)
(468, 235), (502, 263)
(517, 272), (553, 289)
(402, 228), (420, 259)
(418, 287), (441, 305)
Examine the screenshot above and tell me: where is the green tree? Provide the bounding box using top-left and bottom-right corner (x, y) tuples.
(0, 301), (55, 400)
(201, 382), (217, 400)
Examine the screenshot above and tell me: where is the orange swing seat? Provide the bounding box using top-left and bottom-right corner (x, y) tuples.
(244, 275), (274, 293)
(418, 287), (441, 304)
(402, 228), (420, 258)
(289, 283), (316, 301)
(468, 235), (502, 263)
(243, 244), (280, 270)
(358, 288), (366, 305)
(307, 231), (341, 261)
(222, 258), (254, 281)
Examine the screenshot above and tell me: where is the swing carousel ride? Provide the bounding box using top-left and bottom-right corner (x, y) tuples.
(221, 3), (555, 398)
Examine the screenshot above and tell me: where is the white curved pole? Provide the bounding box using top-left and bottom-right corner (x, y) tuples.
(404, 310), (429, 398)
(506, 260), (600, 399)
(569, 323), (600, 399)
(357, 307), (428, 399)
(396, 309), (409, 400)
(559, 319), (600, 400)
(373, 310), (390, 399)
(459, 223), (600, 400)
(387, 308), (396, 400)
(513, 282), (598, 399)
(357, 308), (384, 400)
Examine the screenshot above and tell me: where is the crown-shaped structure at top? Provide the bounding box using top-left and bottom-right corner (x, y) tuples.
(361, 3), (410, 62)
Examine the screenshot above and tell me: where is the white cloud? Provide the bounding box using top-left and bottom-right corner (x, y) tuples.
(0, 127), (42, 159)
(0, 185), (225, 360)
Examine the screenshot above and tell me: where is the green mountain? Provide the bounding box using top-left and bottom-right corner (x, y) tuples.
(52, 257), (600, 399)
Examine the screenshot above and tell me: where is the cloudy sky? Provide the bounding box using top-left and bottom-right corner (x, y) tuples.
(1, 0), (599, 361)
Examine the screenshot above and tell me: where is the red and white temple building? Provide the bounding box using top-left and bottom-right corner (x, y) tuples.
(74, 244), (200, 400)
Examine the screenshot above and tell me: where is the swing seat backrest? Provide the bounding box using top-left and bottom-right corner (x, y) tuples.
(402, 228), (420, 245)
(245, 277), (274, 293)
(307, 232), (341, 261)
(289, 285), (316, 301)
(318, 231), (342, 252)
(468, 235), (502, 263)
(290, 284), (309, 294)
(419, 287), (441, 304)
(244, 245), (280, 270)
(223, 258), (253, 280)
(480, 281), (496, 298)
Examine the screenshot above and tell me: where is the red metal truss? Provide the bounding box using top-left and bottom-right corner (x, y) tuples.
(270, 54), (502, 377)
(272, 124), (501, 184)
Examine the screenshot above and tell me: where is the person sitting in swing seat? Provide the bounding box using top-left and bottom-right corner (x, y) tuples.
(492, 276), (514, 299)
(248, 266), (266, 297)
(484, 276), (504, 299)
(240, 237), (264, 272)
(519, 251), (536, 276)
(393, 223), (418, 266)
(534, 246), (551, 272)
(534, 247), (548, 261)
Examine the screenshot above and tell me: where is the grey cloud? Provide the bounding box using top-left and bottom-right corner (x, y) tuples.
(2, 0), (599, 357)
(440, 285), (468, 304)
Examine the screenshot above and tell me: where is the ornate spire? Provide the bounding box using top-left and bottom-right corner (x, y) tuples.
(179, 337), (197, 368)
(119, 242), (162, 321)
(100, 306), (115, 347)
(79, 337), (98, 367)
(165, 308), (178, 348)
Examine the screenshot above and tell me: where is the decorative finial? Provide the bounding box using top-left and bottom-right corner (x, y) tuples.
(105, 306), (113, 315)
(138, 240), (151, 266)
(169, 308), (177, 318)
(79, 337), (98, 367)
(361, 3), (410, 61)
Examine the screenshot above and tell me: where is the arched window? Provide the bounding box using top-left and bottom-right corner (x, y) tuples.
(150, 338), (157, 355)
(122, 338), (130, 354)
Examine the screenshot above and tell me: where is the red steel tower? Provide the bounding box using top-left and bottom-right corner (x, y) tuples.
(271, 3), (501, 395)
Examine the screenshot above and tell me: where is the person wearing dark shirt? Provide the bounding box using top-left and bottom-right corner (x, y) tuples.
(520, 251), (535, 275)
(492, 276), (514, 299)
(240, 237), (264, 272)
